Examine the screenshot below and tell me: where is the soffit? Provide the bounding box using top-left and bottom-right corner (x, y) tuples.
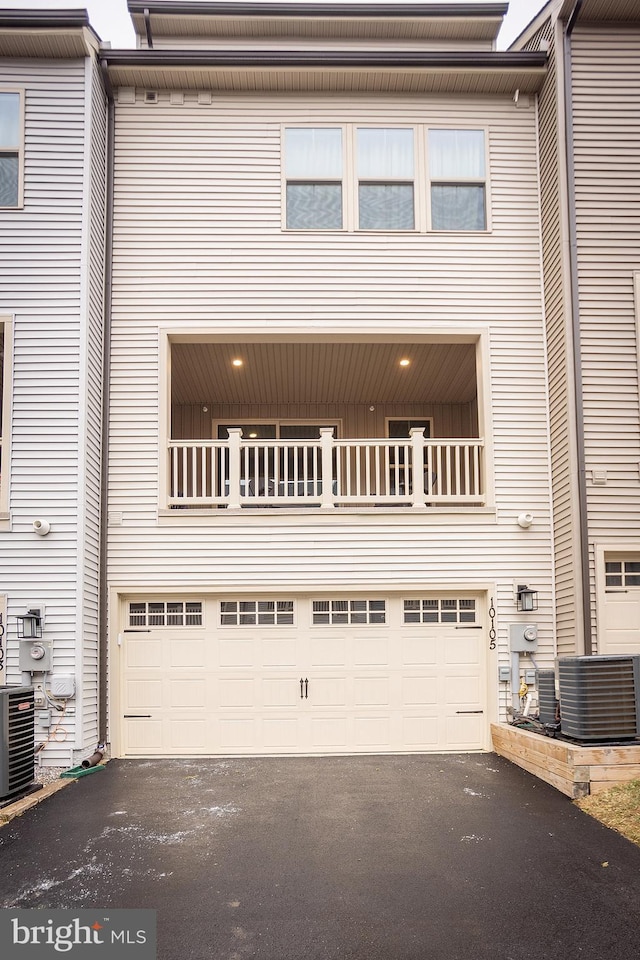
(560, 0), (640, 20)
(171, 341), (478, 405)
(103, 51), (547, 94)
(129, 3), (507, 43)
(0, 30), (94, 58)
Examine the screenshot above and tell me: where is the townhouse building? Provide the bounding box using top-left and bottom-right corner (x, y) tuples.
(0, 9), (107, 766)
(100, 2), (553, 758)
(514, 0), (640, 660)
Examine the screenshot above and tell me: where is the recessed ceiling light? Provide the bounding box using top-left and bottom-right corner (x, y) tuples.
(248, 432), (258, 439)
(399, 358), (411, 367)
(232, 358), (243, 367)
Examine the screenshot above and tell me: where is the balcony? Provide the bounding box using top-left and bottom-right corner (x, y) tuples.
(166, 338), (487, 512)
(168, 429), (485, 509)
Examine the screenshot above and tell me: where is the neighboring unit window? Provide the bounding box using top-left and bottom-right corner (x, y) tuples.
(129, 601), (203, 627)
(312, 599), (386, 625)
(220, 600), (295, 626)
(285, 127), (343, 230)
(429, 129), (486, 231)
(0, 91), (21, 208)
(605, 560), (640, 588)
(404, 598), (476, 624)
(357, 128), (414, 230)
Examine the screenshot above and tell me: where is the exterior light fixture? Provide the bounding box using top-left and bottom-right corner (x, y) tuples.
(516, 585), (538, 613)
(232, 358), (243, 367)
(17, 608), (43, 639)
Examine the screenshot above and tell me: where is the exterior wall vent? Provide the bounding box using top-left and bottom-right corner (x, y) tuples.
(0, 685), (35, 801)
(144, 91), (158, 104)
(558, 656), (640, 741)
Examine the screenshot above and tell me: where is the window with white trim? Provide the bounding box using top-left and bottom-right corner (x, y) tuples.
(129, 601), (203, 627)
(220, 600), (295, 626)
(357, 127), (415, 230)
(283, 125), (488, 233)
(312, 599), (386, 625)
(285, 127), (343, 230)
(605, 560), (640, 588)
(403, 598), (477, 624)
(0, 91), (22, 208)
(428, 129), (486, 231)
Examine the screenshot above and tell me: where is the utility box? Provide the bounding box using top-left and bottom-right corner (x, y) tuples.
(19, 639), (52, 672)
(0, 685), (35, 801)
(509, 623), (538, 652)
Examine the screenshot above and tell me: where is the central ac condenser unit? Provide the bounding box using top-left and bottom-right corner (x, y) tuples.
(558, 656), (640, 741)
(0, 685), (35, 801)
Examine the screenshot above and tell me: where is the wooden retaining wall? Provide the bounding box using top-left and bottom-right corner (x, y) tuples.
(491, 723), (640, 799)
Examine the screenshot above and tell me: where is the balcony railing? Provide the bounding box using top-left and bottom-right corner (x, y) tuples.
(168, 428), (485, 509)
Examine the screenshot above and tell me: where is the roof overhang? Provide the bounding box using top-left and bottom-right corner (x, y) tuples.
(0, 9), (100, 57)
(559, 0), (640, 21)
(127, 2), (509, 44)
(102, 49), (547, 95)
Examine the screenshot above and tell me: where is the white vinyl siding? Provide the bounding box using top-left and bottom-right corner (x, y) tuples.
(108, 91), (554, 728)
(571, 26), (640, 650)
(0, 59), (107, 764)
(527, 17), (584, 655)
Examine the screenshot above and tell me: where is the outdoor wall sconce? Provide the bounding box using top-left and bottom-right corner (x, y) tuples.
(516, 585), (538, 613)
(17, 608), (43, 639)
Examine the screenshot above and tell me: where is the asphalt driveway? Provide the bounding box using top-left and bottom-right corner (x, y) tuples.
(0, 754), (639, 960)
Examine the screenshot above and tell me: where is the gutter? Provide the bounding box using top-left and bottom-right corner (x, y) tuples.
(98, 59), (115, 744)
(101, 49), (548, 70)
(0, 10), (90, 28)
(563, 0), (591, 652)
(127, 2), (509, 19)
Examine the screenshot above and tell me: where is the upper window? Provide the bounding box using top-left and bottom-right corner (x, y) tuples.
(428, 129), (486, 231)
(283, 125), (487, 233)
(357, 128), (414, 230)
(0, 91), (22, 208)
(285, 127), (343, 230)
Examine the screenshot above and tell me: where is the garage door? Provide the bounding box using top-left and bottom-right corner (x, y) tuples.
(601, 558), (640, 655)
(119, 594), (487, 756)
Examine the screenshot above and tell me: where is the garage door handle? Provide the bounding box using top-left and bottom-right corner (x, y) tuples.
(124, 714), (152, 718)
(456, 710), (484, 715)
(300, 678), (304, 699)
(305, 678), (309, 699)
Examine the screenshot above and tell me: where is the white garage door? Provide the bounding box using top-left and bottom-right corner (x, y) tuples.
(119, 594), (487, 756)
(600, 558), (640, 655)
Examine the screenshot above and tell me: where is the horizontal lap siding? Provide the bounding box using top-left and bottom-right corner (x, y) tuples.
(0, 59), (101, 763)
(80, 60), (107, 752)
(109, 93), (554, 691)
(530, 20), (581, 654)
(572, 27), (640, 648)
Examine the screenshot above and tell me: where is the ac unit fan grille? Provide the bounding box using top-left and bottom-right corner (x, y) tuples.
(558, 656), (640, 741)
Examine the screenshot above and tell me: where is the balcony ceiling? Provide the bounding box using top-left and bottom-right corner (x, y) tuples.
(171, 341), (477, 405)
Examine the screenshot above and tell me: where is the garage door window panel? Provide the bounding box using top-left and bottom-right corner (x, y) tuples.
(403, 599), (476, 624)
(606, 560), (640, 588)
(128, 601), (203, 627)
(312, 599), (386, 625)
(220, 600), (295, 626)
